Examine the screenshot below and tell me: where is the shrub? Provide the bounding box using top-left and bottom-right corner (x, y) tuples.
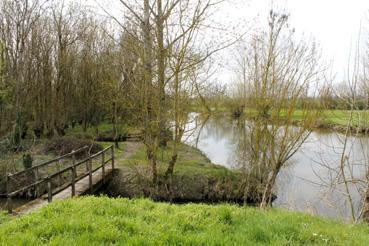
(96, 129), (128, 142)
(45, 136), (103, 159)
(69, 132), (95, 140)
(22, 153), (33, 169)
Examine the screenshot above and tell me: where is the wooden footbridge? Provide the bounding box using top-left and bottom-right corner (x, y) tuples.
(6, 145), (115, 215)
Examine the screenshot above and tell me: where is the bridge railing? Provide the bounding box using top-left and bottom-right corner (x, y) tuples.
(6, 145), (114, 213)
(6, 146), (89, 200)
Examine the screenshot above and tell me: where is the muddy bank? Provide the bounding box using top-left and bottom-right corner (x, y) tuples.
(102, 168), (254, 204)
(310, 122), (369, 135)
(96, 141), (273, 205)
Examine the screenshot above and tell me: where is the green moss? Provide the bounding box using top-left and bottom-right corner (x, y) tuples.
(0, 197), (368, 245)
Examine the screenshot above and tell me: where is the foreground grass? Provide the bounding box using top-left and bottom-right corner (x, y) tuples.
(0, 197), (368, 245)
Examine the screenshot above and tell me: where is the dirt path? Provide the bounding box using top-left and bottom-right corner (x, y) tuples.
(118, 141), (142, 161)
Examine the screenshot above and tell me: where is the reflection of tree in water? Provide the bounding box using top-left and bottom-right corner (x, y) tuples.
(229, 117), (312, 206)
(230, 119), (250, 169)
(189, 113), (237, 150)
(188, 113), (369, 220)
(230, 119), (274, 203)
(197, 114), (236, 143)
(310, 133), (369, 222)
(274, 131), (369, 221)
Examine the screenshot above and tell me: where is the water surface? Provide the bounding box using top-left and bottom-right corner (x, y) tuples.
(185, 114), (368, 221)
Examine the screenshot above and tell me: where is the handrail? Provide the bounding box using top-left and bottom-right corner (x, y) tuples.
(88, 145), (112, 159)
(6, 145), (114, 214)
(8, 146), (89, 177)
(7, 179), (45, 197)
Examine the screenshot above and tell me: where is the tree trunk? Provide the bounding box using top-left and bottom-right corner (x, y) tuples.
(165, 154), (178, 178)
(112, 101), (119, 148)
(156, 0), (167, 145)
(260, 170), (278, 208)
(147, 147), (158, 184)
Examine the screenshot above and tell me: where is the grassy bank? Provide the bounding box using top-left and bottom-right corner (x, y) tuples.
(118, 142), (234, 178)
(107, 142), (244, 203)
(0, 196), (368, 245)
(214, 107), (369, 130)
(1, 118), (240, 206)
(279, 110), (369, 128)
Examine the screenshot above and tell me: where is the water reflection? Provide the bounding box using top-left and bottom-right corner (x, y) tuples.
(185, 114), (368, 221)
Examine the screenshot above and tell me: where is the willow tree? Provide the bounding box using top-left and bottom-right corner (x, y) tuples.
(164, 0), (217, 179)
(235, 11), (322, 208)
(0, 0), (48, 147)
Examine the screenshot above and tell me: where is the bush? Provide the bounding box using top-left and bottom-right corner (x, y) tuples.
(0, 137), (10, 154)
(96, 129), (128, 142)
(45, 136), (103, 159)
(22, 153), (33, 169)
(68, 132), (95, 140)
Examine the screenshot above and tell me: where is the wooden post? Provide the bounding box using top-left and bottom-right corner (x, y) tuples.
(72, 150), (76, 167)
(47, 178), (52, 202)
(56, 160), (61, 187)
(72, 150), (77, 193)
(7, 196), (12, 214)
(35, 168), (39, 197)
(88, 159), (92, 192)
(102, 151), (105, 183)
(71, 167), (76, 197)
(85, 154), (89, 172)
(111, 146), (115, 169)
(6, 174), (12, 214)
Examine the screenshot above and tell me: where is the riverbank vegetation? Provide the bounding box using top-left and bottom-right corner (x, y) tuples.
(1, 197), (369, 245)
(106, 142), (246, 203)
(0, 0), (228, 189)
(223, 11), (323, 208)
(2, 0), (369, 240)
(210, 108), (369, 132)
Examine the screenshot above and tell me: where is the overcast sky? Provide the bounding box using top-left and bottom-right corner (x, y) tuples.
(217, 0), (369, 84)
(90, 0), (369, 84)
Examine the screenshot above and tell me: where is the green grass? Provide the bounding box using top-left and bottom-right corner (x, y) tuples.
(238, 108), (369, 128)
(272, 109), (369, 127)
(320, 110), (369, 127)
(110, 142), (241, 203)
(65, 123), (139, 138)
(0, 196), (368, 245)
(119, 142), (236, 178)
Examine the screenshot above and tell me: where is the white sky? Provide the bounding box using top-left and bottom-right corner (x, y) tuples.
(88, 0), (369, 84)
(216, 0), (369, 84)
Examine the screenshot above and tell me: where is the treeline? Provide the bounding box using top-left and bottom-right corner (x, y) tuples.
(0, 1), (131, 141)
(0, 0), (223, 184)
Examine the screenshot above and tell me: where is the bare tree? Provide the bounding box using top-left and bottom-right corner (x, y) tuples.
(234, 10), (322, 208)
